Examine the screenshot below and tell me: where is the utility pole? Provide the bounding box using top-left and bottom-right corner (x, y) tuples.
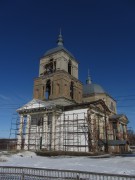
(104, 109), (108, 153)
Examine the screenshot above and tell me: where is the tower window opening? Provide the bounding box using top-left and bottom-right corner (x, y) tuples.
(45, 80), (51, 100)
(54, 61), (56, 72)
(70, 81), (74, 99)
(68, 60), (72, 75)
(44, 61), (53, 75)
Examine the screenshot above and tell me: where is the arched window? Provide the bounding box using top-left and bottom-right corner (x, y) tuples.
(70, 81), (74, 99)
(56, 83), (60, 95)
(45, 80), (51, 99)
(54, 61), (56, 72)
(65, 84), (67, 96)
(68, 60), (72, 75)
(42, 86), (44, 98)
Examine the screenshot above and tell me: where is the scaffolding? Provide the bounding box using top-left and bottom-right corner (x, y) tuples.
(9, 99), (117, 153)
(55, 112), (89, 152)
(9, 113), (19, 139)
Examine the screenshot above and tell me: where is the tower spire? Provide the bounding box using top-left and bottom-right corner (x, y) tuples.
(57, 28), (64, 46)
(86, 69), (92, 84)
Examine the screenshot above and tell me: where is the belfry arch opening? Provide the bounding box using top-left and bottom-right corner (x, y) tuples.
(68, 60), (72, 75)
(45, 80), (51, 99)
(43, 59), (56, 75)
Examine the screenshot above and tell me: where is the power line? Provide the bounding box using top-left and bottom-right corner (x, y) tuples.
(114, 94), (135, 98)
(118, 105), (135, 108)
(117, 98), (135, 101)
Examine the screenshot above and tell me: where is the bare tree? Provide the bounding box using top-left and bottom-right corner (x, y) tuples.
(128, 128), (135, 146)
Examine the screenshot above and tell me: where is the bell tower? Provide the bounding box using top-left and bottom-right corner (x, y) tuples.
(33, 31), (82, 104)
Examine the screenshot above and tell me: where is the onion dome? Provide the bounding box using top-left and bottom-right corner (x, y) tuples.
(83, 70), (105, 96)
(43, 29), (75, 59)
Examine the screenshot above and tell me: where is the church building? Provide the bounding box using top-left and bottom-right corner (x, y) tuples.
(17, 32), (129, 153)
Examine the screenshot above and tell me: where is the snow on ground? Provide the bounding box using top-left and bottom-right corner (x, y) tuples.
(0, 151), (135, 175)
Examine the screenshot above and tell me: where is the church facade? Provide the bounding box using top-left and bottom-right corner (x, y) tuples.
(17, 32), (129, 153)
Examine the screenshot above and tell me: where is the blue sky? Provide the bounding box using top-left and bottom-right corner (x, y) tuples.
(0, 0), (135, 137)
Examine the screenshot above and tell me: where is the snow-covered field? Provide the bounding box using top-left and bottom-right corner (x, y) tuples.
(0, 151), (135, 175)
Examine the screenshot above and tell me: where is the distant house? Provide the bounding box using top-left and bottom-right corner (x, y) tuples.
(0, 139), (17, 150)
